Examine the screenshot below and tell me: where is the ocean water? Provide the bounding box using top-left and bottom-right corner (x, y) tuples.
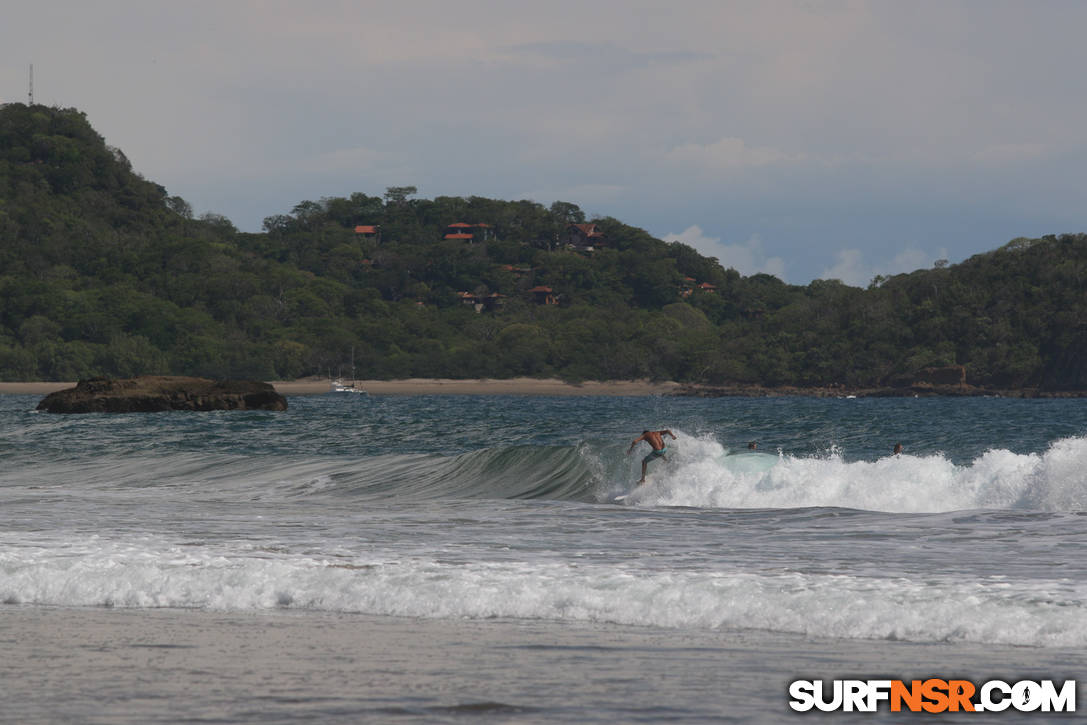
(1, 392), (1086, 722)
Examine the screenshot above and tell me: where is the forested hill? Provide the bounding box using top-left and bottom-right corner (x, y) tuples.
(2, 103), (1086, 391)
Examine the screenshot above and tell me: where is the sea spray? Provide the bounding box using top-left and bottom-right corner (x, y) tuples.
(630, 435), (1087, 513)
(3, 542), (1085, 648)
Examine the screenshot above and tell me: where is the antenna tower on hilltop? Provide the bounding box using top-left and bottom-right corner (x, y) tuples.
(28, 64), (34, 105)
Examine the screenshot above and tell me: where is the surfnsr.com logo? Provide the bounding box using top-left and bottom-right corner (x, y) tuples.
(789, 679), (1077, 713)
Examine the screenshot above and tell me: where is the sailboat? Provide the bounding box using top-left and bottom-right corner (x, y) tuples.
(329, 347), (367, 395)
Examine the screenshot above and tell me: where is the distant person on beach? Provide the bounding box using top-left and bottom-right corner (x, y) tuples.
(628, 429), (676, 483)
(893, 443), (903, 456)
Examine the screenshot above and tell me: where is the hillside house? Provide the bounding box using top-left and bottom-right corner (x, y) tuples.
(499, 264), (532, 278)
(565, 223), (605, 251)
(458, 291), (504, 313)
(443, 222), (495, 242)
(474, 223), (495, 241)
(444, 222), (475, 241)
(528, 285), (557, 305)
(353, 225), (381, 242)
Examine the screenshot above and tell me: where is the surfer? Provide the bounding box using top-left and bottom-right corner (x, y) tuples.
(893, 443), (903, 455)
(628, 429), (676, 483)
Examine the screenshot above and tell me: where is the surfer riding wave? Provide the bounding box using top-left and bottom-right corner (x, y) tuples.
(628, 429), (676, 484)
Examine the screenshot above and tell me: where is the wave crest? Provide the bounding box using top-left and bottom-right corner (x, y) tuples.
(623, 434), (1087, 513)
(7, 432), (1087, 512)
(4, 550), (1083, 647)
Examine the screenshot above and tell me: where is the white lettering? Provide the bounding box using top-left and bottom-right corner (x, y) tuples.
(814, 680), (843, 712)
(1038, 680), (1076, 713)
(843, 680), (868, 712)
(981, 680), (1011, 712)
(788, 680), (815, 712)
(867, 680), (892, 710)
(1012, 680), (1042, 712)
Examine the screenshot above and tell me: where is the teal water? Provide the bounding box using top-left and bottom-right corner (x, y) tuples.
(10, 394), (1085, 463)
(2, 393), (1085, 722)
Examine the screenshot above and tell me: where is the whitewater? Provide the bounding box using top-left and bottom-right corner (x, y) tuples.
(2, 392), (1085, 722)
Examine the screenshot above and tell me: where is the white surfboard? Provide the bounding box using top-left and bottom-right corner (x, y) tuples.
(613, 478), (648, 503)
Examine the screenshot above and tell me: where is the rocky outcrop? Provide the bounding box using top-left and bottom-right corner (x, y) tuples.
(37, 376), (288, 413)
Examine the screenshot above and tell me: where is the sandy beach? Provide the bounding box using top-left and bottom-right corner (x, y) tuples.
(0, 378), (683, 397)
(280, 377), (682, 396)
(0, 382), (75, 395)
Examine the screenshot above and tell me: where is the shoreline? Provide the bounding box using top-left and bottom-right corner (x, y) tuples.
(0, 378), (683, 397)
(4, 606), (1081, 723)
(2, 378), (1084, 398)
(287, 377), (684, 396)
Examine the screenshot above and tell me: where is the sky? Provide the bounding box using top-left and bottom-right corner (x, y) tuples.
(3, 0), (1085, 285)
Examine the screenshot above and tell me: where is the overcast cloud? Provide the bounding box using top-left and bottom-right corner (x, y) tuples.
(3, 0), (1085, 284)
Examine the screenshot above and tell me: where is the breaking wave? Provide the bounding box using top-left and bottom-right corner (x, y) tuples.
(3, 539), (1084, 647)
(622, 433), (1087, 513)
(7, 431), (1087, 512)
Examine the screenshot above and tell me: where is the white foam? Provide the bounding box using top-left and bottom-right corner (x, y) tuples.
(625, 435), (1087, 513)
(2, 540), (1084, 647)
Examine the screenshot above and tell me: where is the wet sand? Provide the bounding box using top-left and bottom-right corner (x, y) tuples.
(0, 382), (74, 395)
(2, 606), (1082, 724)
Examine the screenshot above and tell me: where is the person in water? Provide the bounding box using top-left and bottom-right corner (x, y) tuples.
(628, 429), (677, 483)
(893, 442), (903, 455)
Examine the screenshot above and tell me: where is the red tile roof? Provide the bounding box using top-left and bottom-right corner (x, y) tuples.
(571, 223), (604, 238)
(354, 225), (379, 234)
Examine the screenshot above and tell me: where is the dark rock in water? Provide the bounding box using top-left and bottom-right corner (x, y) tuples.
(37, 376), (288, 413)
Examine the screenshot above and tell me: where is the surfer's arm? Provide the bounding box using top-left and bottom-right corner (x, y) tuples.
(663, 430), (676, 440)
(627, 435), (646, 453)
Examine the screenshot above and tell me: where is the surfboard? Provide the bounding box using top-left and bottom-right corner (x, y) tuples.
(613, 479), (647, 503)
